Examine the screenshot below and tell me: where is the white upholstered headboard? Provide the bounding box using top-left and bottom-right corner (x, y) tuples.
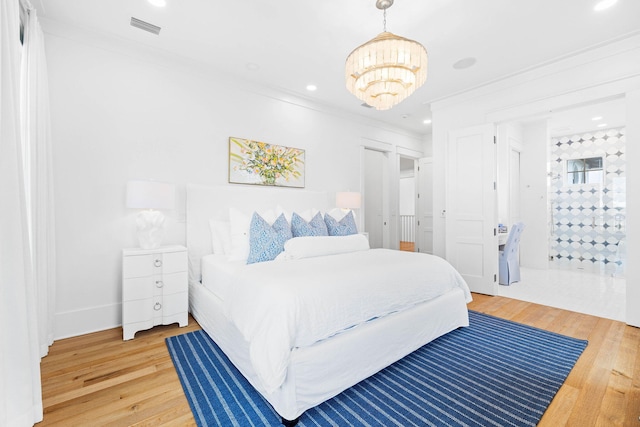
(186, 183), (330, 284)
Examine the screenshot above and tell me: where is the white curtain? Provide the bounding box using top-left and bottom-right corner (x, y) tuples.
(1, 0), (54, 425)
(20, 0), (55, 357)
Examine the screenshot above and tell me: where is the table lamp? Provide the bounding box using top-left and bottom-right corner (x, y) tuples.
(336, 191), (362, 230)
(336, 191), (362, 210)
(126, 180), (175, 249)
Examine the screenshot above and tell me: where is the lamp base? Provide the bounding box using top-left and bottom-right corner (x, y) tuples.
(136, 209), (165, 249)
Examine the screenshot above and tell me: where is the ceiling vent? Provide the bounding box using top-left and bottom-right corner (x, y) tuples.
(130, 17), (161, 35)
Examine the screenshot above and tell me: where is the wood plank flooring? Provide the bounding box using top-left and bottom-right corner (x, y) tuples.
(399, 241), (415, 252)
(39, 296), (640, 426)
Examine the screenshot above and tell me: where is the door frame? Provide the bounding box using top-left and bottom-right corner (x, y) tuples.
(360, 139), (394, 248)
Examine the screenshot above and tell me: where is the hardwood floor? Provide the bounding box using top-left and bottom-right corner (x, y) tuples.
(399, 241), (415, 252)
(39, 296), (640, 426)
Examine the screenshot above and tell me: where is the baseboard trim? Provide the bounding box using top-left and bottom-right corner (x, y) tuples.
(54, 302), (121, 340)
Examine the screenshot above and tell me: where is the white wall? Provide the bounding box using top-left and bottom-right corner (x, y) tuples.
(44, 24), (425, 339)
(431, 34), (640, 326)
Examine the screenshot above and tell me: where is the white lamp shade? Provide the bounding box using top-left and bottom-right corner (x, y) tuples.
(126, 180), (175, 210)
(336, 192), (362, 209)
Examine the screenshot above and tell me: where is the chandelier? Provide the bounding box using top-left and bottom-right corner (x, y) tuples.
(345, 0), (428, 111)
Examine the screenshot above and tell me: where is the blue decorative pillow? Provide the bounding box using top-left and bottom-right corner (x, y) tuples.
(247, 212), (292, 264)
(291, 212), (329, 237)
(324, 211), (358, 236)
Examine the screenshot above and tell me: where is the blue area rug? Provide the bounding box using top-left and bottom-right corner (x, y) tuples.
(166, 311), (587, 426)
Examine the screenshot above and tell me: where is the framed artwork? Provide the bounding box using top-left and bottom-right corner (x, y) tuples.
(228, 137), (305, 188)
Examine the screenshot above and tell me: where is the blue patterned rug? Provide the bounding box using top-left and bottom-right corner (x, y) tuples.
(166, 311), (587, 426)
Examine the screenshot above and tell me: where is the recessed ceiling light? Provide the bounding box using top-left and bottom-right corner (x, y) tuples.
(423, 119), (432, 124)
(591, 116), (603, 121)
(594, 0), (617, 11)
(306, 84), (317, 92)
(597, 123), (608, 127)
(148, 0), (167, 7)
(453, 57), (477, 70)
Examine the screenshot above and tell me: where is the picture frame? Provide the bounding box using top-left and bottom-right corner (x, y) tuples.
(228, 137), (305, 188)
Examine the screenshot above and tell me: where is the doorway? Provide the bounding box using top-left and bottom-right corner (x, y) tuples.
(496, 96), (627, 321)
(363, 148), (389, 249)
(399, 156), (417, 252)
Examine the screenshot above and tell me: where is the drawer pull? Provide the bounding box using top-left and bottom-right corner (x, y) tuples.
(154, 259), (162, 267)
(154, 302), (162, 311)
(155, 280), (164, 288)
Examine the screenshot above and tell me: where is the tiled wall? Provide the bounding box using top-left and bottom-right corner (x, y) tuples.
(549, 127), (626, 273)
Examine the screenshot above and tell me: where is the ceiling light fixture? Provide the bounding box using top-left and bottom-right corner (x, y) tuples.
(423, 119), (432, 124)
(591, 116), (603, 121)
(147, 0), (167, 7)
(597, 123), (608, 128)
(306, 84), (317, 91)
(345, 0), (428, 111)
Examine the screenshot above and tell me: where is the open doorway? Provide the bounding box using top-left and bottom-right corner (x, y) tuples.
(363, 148), (390, 249)
(399, 156), (417, 252)
(496, 96), (627, 321)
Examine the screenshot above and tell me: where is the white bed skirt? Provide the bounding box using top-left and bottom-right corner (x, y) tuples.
(189, 281), (469, 421)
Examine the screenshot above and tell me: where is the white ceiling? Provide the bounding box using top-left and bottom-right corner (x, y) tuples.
(34, 0), (640, 135)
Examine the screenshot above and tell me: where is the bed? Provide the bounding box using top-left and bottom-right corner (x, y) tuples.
(186, 184), (472, 425)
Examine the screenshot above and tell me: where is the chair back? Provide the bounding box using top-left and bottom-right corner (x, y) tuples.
(504, 222), (525, 255)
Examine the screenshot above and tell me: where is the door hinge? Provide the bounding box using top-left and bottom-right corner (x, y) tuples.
(417, 220), (420, 226)
(494, 228), (497, 236)
(493, 181), (497, 190)
(493, 136), (497, 144)
(417, 193), (420, 198)
(494, 274), (497, 282)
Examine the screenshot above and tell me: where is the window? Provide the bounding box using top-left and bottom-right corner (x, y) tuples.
(567, 157), (603, 185)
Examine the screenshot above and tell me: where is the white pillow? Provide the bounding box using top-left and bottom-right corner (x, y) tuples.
(278, 234), (369, 260)
(208, 219), (231, 255)
(275, 205), (319, 223)
(227, 207), (278, 262)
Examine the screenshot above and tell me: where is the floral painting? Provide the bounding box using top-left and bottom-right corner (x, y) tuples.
(228, 137), (305, 188)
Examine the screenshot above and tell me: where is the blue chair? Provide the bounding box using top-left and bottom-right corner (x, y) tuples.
(499, 222), (525, 286)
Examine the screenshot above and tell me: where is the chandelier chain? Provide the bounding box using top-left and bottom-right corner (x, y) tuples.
(383, 8), (387, 32)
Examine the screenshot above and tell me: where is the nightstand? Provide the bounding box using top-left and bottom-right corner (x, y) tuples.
(122, 245), (188, 340)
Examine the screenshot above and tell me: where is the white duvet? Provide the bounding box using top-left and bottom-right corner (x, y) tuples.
(224, 248), (472, 393)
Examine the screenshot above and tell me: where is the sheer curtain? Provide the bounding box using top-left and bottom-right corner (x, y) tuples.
(1, 0), (54, 424)
(20, 0), (55, 357)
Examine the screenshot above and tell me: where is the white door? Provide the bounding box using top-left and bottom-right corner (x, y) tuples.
(417, 157), (433, 254)
(364, 148), (389, 249)
(446, 124), (498, 295)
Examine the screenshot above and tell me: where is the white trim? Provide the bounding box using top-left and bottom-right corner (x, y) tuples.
(54, 302), (121, 340)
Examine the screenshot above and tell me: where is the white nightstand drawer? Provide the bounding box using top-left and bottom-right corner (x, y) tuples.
(123, 254), (154, 279)
(123, 297), (154, 324)
(157, 271), (188, 295)
(161, 251), (188, 274)
(123, 276), (153, 301)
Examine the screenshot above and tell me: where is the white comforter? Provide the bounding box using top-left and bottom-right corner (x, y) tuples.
(225, 248), (471, 393)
